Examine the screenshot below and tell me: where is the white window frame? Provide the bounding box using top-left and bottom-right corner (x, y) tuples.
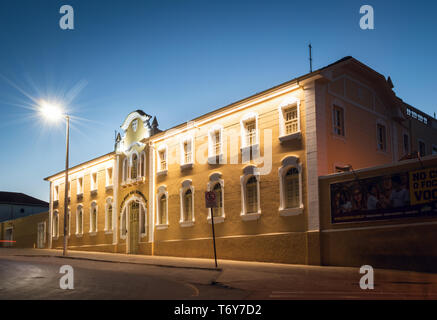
(157, 144), (168, 175)
(105, 167), (113, 188)
(180, 135), (194, 169)
(278, 96), (301, 141)
(122, 157), (128, 183)
(179, 180), (195, 227)
(76, 204), (83, 236)
(52, 210), (59, 239)
(105, 197), (113, 233)
(156, 186), (169, 229)
(240, 166), (261, 221)
(278, 156), (304, 216)
(130, 151), (139, 180)
(120, 208), (127, 240)
(208, 124), (224, 163)
(54, 185), (59, 201)
(207, 173), (225, 224)
(139, 203), (148, 238)
(89, 201), (98, 235)
(376, 120), (388, 152)
(240, 112), (259, 149)
(90, 171), (98, 193)
(139, 151), (146, 178)
(332, 101), (346, 137)
(77, 175), (84, 196)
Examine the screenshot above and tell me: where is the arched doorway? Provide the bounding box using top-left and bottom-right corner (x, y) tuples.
(120, 196), (147, 254)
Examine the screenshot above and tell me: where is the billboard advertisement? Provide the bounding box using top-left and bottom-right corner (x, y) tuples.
(330, 167), (437, 223)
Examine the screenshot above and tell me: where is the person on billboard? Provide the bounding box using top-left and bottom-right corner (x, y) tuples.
(351, 186), (366, 211)
(366, 184), (381, 210)
(390, 175), (410, 207)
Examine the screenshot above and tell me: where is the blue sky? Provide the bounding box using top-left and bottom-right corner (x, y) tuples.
(0, 0), (436, 202)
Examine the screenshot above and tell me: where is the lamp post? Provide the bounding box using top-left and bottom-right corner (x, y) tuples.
(39, 101), (69, 256)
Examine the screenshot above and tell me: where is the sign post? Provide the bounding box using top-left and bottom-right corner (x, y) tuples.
(205, 191), (218, 268)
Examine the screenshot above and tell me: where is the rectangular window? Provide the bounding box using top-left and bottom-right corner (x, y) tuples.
(91, 172), (97, 191)
(377, 124), (387, 151)
(403, 134), (409, 155)
(245, 121), (257, 146)
(214, 130), (221, 156)
(419, 140), (426, 157)
(432, 145), (437, 155)
(184, 141), (192, 164)
(106, 168), (113, 186)
(77, 177), (83, 194)
(284, 106), (298, 135)
(333, 106), (345, 136)
(54, 186), (59, 201)
(159, 150), (167, 171)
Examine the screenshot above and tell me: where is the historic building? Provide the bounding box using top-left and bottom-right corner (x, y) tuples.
(43, 56), (437, 264)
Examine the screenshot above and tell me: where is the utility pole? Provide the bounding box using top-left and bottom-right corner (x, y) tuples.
(63, 115), (70, 257)
(309, 43), (313, 73)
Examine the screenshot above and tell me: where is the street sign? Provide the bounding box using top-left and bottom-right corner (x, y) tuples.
(205, 191), (218, 268)
(205, 191), (217, 208)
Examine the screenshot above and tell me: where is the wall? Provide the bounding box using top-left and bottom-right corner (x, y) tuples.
(150, 85), (311, 264)
(0, 211), (49, 248)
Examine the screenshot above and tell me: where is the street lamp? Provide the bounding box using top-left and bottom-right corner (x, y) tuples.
(39, 101), (70, 257)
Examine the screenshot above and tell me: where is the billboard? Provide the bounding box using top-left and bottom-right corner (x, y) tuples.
(330, 167), (437, 223)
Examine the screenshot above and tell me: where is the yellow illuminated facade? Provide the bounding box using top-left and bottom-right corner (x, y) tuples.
(44, 57), (437, 264)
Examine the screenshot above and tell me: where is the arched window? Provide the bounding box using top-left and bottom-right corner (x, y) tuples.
(246, 176), (258, 214)
(105, 198), (113, 232)
(179, 180), (194, 226)
(76, 206), (83, 235)
(131, 154), (138, 179)
(53, 211), (59, 238)
(123, 157), (128, 183)
(156, 186), (168, 228)
(90, 202), (97, 233)
(184, 189), (193, 222)
(159, 194), (167, 225)
(240, 166), (261, 220)
(140, 152), (146, 177)
(212, 183), (223, 217)
(285, 167), (300, 208)
(121, 208), (127, 238)
(279, 156), (303, 216)
(140, 204), (146, 235)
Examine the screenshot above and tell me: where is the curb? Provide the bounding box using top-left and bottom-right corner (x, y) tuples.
(12, 254), (223, 272)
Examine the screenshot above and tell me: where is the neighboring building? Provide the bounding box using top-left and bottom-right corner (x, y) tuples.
(0, 211), (49, 248)
(402, 103), (437, 157)
(43, 56), (437, 264)
(0, 192), (49, 223)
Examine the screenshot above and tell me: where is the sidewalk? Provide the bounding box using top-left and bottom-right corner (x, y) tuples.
(0, 247), (330, 273)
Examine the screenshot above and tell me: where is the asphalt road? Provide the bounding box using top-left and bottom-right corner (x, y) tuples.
(1, 253), (437, 300)
(0, 256), (248, 300)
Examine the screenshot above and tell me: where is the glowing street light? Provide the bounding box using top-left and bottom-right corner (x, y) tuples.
(39, 100), (70, 257)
